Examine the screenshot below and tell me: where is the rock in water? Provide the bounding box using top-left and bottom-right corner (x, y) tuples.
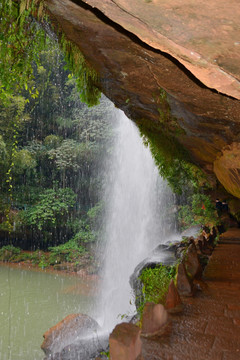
(41, 313), (100, 358)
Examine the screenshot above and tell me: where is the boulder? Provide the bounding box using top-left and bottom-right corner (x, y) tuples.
(165, 279), (183, 313)
(180, 226), (202, 238)
(183, 243), (202, 279)
(176, 263), (193, 296)
(109, 322), (142, 360)
(57, 334), (108, 360)
(41, 313), (100, 358)
(141, 302), (168, 337)
(130, 245), (177, 309)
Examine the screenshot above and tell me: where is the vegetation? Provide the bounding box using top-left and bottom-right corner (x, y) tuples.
(0, 21), (114, 257)
(178, 193), (219, 230)
(0, 0), (100, 106)
(60, 35), (101, 106)
(0, 242), (88, 269)
(137, 89), (210, 194)
(0, 2), (218, 272)
(137, 120), (208, 195)
(138, 264), (176, 315)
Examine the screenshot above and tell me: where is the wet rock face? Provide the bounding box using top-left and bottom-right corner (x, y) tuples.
(109, 323), (142, 360)
(214, 143), (240, 199)
(130, 244), (177, 309)
(41, 313), (101, 358)
(176, 263), (193, 296)
(46, 0), (240, 197)
(165, 279), (183, 313)
(183, 243), (202, 280)
(141, 302), (168, 337)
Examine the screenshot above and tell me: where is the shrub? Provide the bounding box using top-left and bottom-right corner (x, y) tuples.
(178, 193), (218, 229)
(48, 239), (86, 264)
(0, 245), (21, 261)
(138, 264), (176, 315)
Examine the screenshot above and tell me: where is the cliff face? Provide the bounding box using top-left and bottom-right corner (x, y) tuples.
(46, 0), (240, 198)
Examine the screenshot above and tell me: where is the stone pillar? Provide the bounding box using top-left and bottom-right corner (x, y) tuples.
(165, 279), (183, 313)
(109, 322), (142, 360)
(141, 302), (168, 337)
(184, 243), (202, 279)
(176, 263), (193, 296)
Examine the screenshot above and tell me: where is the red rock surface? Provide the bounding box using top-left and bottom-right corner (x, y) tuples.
(109, 322), (142, 360)
(165, 279), (183, 313)
(83, 0), (240, 99)
(141, 228), (240, 359)
(184, 243), (202, 279)
(141, 302), (168, 337)
(176, 263), (193, 296)
(45, 0), (240, 198)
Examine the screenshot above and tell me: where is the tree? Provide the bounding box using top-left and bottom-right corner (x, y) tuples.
(24, 187), (76, 231)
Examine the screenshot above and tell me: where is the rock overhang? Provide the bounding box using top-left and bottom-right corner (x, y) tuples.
(45, 0), (240, 198)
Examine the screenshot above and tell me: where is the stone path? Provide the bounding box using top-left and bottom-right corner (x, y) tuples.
(142, 228), (240, 360)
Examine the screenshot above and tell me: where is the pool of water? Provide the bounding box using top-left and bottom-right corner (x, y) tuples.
(0, 264), (97, 360)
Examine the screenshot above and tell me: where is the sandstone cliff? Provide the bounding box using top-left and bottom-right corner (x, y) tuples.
(45, 0), (240, 198)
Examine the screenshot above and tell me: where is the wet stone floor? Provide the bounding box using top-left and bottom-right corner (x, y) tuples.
(142, 228), (240, 360)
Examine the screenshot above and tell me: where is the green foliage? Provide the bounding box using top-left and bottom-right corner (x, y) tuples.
(44, 135), (62, 149)
(70, 203), (103, 245)
(178, 193), (218, 229)
(0, 245), (21, 255)
(137, 89), (210, 194)
(30, 250), (45, 265)
(100, 351), (110, 359)
(71, 227), (96, 245)
(38, 254), (48, 269)
(60, 35), (101, 107)
(0, 21), (111, 251)
(0, 0), (46, 101)
(0, 135), (7, 162)
(139, 264), (176, 312)
(157, 89), (185, 137)
(48, 139), (81, 171)
(137, 118), (190, 193)
(13, 149), (37, 174)
(24, 187), (76, 230)
(48, 239), (85, 264)
(0, 245), (21, 261)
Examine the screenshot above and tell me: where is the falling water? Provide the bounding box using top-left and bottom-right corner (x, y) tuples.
(97, 109), (176, 332)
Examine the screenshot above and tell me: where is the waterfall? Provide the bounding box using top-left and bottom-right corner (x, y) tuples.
(96, 109), (176, 332)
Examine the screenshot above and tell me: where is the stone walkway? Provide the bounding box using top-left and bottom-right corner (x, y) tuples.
(142, 228), (240, 360)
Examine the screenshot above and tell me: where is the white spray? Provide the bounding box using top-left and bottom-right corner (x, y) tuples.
(97, 109), (175, 332)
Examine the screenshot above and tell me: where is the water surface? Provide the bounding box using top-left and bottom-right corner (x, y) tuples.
(0, 264), (96, 360)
